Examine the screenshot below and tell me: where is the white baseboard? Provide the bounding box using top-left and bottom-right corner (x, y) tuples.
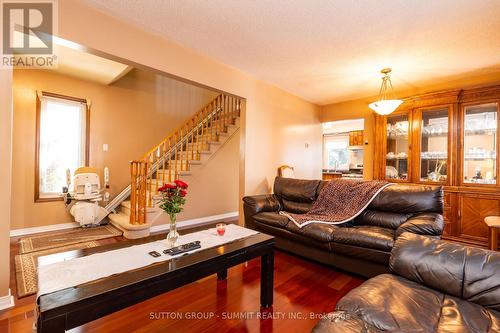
(10, 222), (79, 237)
(10, 212), (239, 237)
(0, 289), (15, 311)
(150, 211), (239, 233)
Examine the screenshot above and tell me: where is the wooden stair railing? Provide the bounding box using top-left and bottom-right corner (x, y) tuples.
(129, 94), (242, 224)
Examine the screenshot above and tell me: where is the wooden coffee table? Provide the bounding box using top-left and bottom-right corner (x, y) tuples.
(36, 231), (275, 333)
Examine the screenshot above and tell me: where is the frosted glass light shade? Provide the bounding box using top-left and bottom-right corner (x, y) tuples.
(369, 99), (403, 115)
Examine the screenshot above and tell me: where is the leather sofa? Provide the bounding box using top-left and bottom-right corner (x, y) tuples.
(312, 232), (500, 333)
(243, 177), (444, 277)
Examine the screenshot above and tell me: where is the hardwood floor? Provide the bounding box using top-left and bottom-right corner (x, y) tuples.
(1, 226), (364, 333)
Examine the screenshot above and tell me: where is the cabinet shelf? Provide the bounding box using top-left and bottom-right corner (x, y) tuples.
(422, 132), (448, 138)
(387, 134), (408, 139)
(464, 129), (497, 136)
(464, 157), (496, 161)
(421, 157), (448, 160)
(386, 157), (408, 160)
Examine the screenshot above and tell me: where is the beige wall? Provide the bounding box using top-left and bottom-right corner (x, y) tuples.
(0, 68), (13, 297)
(319, 99), (376, 179)
(58, 0), (322, 204)
(12, 69), (218, 229)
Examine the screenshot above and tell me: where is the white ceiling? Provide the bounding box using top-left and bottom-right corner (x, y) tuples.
(82, 0), (500, 104)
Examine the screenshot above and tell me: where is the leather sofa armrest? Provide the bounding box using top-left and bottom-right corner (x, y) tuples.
(396, 213), (444, 238)
(242, 194), (280, 216)
(242, 195), (281, 230)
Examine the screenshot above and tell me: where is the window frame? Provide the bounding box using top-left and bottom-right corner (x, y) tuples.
(35, 91), (90, 202)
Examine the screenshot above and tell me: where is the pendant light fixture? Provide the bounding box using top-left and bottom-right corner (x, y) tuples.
(368, 68), (403, 115)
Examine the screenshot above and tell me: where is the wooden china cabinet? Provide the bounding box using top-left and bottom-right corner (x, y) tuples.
(374, 84), (500, 248)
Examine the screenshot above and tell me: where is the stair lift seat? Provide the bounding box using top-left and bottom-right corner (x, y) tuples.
(66, 167), (108, 227)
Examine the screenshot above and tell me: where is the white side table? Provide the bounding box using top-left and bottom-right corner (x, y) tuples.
(484, 216), (500, 251)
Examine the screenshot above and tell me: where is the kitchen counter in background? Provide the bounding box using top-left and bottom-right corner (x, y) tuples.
(322, 169), (363, 180)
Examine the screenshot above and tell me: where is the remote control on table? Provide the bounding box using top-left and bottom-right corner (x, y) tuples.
(148, 251), (161, 258)
(163, 241), (201, 256)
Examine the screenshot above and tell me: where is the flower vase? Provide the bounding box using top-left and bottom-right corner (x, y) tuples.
(166, 214), (179, 246)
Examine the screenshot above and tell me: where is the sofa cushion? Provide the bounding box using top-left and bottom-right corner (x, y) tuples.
(253, 212), (290, 228)
(355, 210), (411, 229)
(281, 199), (312, 214)
(284, 221), (337, 243)
(436, 295), (500, 333)
(252, 221), (332, 251)
(332, 242), (390, 265)
(335, 274), (444, 332)
(368, 184), (443, 214)
(274, 177), (320, 202)
(333, 225), (395, 251)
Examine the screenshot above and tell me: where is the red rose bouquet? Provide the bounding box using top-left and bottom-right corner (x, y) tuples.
(158, 180), (189, 245)
(158, 179), (189, 221)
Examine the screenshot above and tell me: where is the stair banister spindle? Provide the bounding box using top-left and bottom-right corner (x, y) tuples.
(141, 162), (146, 223)
(227, 95), (231, 127)
(200, 106), (204, 155)
(201, 106), (206, 154)
(214, 99), (217, 141)
(231, 96), (235, 121)
(230, 96), (233, 120)
(213, 97), (218, 141)
(184, 124), (188, 172)
(186, 115), (193, 161)
(148, 154), (153, 208)
(186, 123), (190, 170)
(221, 95), (225, 129)
(130, 162), (135, 224)
(215, 95), (222, 140)
(161, 141), (166, 186)
(208, 101), (212, 142)
(223, 95), (227, 129)
(174, 132), (178, 182)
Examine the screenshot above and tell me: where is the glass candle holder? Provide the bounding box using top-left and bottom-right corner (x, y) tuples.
(216, 223), (226, 236)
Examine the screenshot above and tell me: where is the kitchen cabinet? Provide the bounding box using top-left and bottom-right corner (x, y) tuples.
(348, 130), (364, 146)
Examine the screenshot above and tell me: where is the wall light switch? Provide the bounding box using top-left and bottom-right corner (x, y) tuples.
(103, 144), (109, 152)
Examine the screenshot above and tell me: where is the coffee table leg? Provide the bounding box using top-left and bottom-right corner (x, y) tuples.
(217, 269), (228, 280)
(38, 314), (66, 333)
(260, 250), (274, 308)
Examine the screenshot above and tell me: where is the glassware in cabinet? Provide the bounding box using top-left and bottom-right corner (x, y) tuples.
(419, 108), (449, 182)
(386, 114), (410, 180)
(463, 103), (498, 185)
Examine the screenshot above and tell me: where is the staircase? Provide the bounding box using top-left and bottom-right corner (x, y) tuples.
(108, 94), (242, 238)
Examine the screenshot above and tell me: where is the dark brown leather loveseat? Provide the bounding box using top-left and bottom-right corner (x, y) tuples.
(243, 177), (444, 277)
(312, 232), (500, 332)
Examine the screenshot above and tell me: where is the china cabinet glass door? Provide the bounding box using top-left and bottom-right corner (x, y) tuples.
(463, 103), (498, 185)
(419, 108), (449, 182)
(386, 114), (410, 181)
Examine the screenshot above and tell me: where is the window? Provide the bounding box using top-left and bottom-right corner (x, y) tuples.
(323, 134), (349, 171)
(35, 92), (89, 201)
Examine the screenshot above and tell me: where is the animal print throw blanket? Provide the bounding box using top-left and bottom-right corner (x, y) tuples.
(280, 179), (392, 228)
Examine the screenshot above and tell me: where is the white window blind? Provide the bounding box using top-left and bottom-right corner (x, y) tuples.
(38, 95), (87, 198)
